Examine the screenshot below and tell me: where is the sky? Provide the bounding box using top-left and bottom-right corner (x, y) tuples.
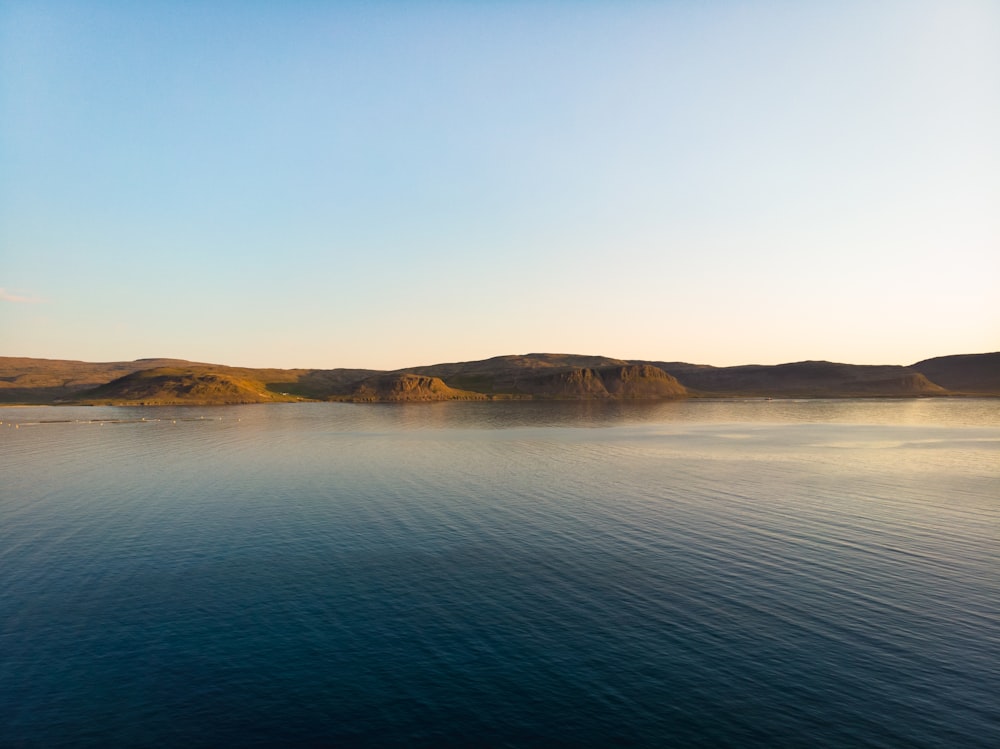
(1, 0), (998, 370)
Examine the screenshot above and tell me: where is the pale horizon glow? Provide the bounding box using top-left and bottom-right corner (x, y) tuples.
(2, 1), (998, 370)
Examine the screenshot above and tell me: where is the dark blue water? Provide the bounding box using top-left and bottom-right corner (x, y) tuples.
(2, 400), (998, 747)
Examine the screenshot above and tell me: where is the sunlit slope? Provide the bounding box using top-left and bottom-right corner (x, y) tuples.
(84, 367), (300, 405)
(0, 357), (200, 403)
(0, 358), (381, 404)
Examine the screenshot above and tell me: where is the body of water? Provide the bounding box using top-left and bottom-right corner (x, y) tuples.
(2, 399), (998, 747)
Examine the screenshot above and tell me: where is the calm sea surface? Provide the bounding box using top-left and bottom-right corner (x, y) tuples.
(2, 399), (998, 748)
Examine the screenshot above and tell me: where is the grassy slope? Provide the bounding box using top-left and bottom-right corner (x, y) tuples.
(83, 367), (301, 405)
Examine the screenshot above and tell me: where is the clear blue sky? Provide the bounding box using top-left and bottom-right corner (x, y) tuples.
(2, 1), (997, 369)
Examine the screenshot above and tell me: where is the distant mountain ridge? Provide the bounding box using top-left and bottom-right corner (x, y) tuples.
(0, 352), (996, 405)
(636, 360), (953, 397)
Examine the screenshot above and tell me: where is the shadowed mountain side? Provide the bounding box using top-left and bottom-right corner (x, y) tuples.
(912, 352), (1000, 394)
(640, 360), (951, 397)
(83, 368), (301, 405)
(345, 374), (487, 402)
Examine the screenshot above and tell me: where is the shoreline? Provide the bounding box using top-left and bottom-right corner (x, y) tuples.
(3, 393), (997, 409)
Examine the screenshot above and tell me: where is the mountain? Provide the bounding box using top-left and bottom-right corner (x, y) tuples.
(0, 357), (197, 403)
(346, 374), (487, 402)
(407, 353), (631, 394)
(639, 360), (952, 397)
(407, 355), (683, 399)
(0, 358), (381, 405)
(0, 351), (995, 405)
(911, 353), (1000, 394)
(495, 364), (687, 399)
(84, 367), (300, 405)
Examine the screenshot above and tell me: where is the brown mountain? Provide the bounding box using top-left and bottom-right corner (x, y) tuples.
(407, 353), (631, 394)
(0, 351), (995, 405)
(639, 360), (954, 397)
(401, 355), (685, 399)
(497, 364), (687, 399)
(347, 374), (487, 402)
(0, 357), (197, 403)
(0, 358), (381, 405)
(84, 367), (300, 405)
(912, 353), (1000, 394)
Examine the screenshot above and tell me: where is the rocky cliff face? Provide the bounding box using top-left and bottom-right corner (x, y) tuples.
(514, 364), (687, 399)
(349, 374), (487, 402)
(600, 364), (688, 398)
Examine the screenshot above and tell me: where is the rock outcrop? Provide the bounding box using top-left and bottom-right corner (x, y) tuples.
(600, 364), (689, 398)
(512, 364), (687, 399)
(348, 374), (487, 402)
